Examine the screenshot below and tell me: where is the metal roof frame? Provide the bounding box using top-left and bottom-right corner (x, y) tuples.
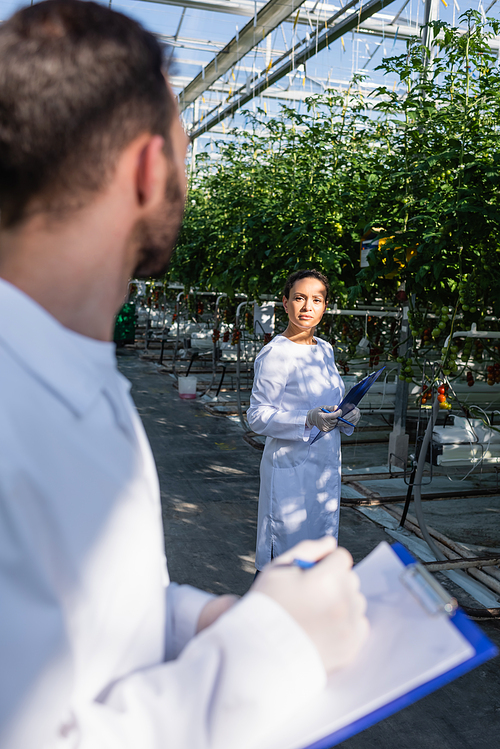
(113, 0), (500, 143)
(177, 0), (310, 112)
(188, 0), (397, 139)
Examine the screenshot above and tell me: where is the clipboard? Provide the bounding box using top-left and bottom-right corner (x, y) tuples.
(337, 365), (386, 417)
(260, 542), (497, 749)
(302, 542), (497, 749)
(311, 367), (386, 445)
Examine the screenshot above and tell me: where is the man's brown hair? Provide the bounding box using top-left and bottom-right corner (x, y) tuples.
(0, 0), (172, 227)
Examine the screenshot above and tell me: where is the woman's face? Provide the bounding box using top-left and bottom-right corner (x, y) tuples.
(283, 277), (327, 330)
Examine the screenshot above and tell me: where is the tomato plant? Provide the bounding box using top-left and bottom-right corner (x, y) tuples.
(168, 12), (500, 385)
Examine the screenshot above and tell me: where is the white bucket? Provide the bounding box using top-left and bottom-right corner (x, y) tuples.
(178, 375), (197, 400)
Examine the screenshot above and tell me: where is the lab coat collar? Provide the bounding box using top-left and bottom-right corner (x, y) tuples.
(0, 278), (120, 418)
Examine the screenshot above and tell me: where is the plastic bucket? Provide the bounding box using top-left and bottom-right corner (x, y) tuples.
(178, 375), (197, 400)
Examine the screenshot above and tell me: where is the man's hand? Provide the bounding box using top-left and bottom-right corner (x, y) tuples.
(196, 594), (239, 633)
(251, 537), (369, 673)
(306, 406), (342, 432)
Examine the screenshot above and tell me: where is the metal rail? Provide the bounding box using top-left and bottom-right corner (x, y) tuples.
(443, 322), (500, 349)
(423, 557), (500, 572)
(383, 505), (500, 593)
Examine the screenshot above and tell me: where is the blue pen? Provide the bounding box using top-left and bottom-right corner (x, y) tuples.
(320, 407), (354, 429)
(273, 558), (317, 570)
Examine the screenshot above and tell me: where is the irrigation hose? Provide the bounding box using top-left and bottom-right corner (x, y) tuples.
(412, 396), (447, 561)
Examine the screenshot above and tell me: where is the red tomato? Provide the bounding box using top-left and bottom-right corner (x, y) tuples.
(437, 394), (446, 403)
(437, 385), (446, 394)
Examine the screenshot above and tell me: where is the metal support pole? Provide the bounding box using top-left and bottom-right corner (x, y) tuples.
(399, 464), (417, 529)
(235, 300), (251, 432)
(422, 0), (439, 69)
(172, 292), (184, 378)
(388, 300), (409, 468)
(412, 397), (446, 561)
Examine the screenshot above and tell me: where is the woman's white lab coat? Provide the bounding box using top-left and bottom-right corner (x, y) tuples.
(247, 335), (352, 570)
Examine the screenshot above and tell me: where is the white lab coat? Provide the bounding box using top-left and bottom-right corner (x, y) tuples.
(0, 280), (327, 749)
(247, 336), (352, 570)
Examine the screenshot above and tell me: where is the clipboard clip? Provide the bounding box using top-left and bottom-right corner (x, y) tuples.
(401, 563), (458, 617)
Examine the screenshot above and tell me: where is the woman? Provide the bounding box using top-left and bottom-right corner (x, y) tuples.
(247, 269), (360, 571)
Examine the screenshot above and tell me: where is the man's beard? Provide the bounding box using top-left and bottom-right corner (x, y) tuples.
(132, 169), (185, 279)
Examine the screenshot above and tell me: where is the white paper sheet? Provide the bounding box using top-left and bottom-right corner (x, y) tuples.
(261, 542), (474, 749)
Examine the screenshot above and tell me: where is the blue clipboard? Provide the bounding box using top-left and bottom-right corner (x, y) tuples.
(311, 367), (386, 445)
(337, 365), (386, 417)
(302, 542), (498, 749)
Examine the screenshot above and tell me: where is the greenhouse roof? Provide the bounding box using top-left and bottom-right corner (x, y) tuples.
(1, 0), (498, 150)
(124, 0), (500, 151)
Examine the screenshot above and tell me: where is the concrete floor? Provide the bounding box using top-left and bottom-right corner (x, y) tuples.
(118, 351), (500, 749)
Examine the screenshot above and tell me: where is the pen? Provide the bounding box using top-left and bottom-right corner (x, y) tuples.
(320, 407), (354, 428)
(274, 558), (317, 570)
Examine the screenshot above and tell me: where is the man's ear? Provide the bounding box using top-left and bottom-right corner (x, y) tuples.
(136, 135), (167, 208)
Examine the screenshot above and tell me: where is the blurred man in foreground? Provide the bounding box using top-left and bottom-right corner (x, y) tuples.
(0, 2), (369, 747)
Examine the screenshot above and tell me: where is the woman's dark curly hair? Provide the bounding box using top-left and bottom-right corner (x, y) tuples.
(282, 269), (330, 302)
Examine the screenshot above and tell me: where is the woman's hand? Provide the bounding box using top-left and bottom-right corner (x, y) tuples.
(306, 406), (342, 432)
(345, 407), (361, 426)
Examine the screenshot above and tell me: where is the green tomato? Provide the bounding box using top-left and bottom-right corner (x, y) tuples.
(451, 344), (459, 354)
(405, 377), (413, 383)
(469, 307), (476, 313)
(438, 321), (447, 330)
(432, 328), (441, 337)
(441, 306), (448, 314)
(399, 374), (406, 381)
(462, 304), (469, 311)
